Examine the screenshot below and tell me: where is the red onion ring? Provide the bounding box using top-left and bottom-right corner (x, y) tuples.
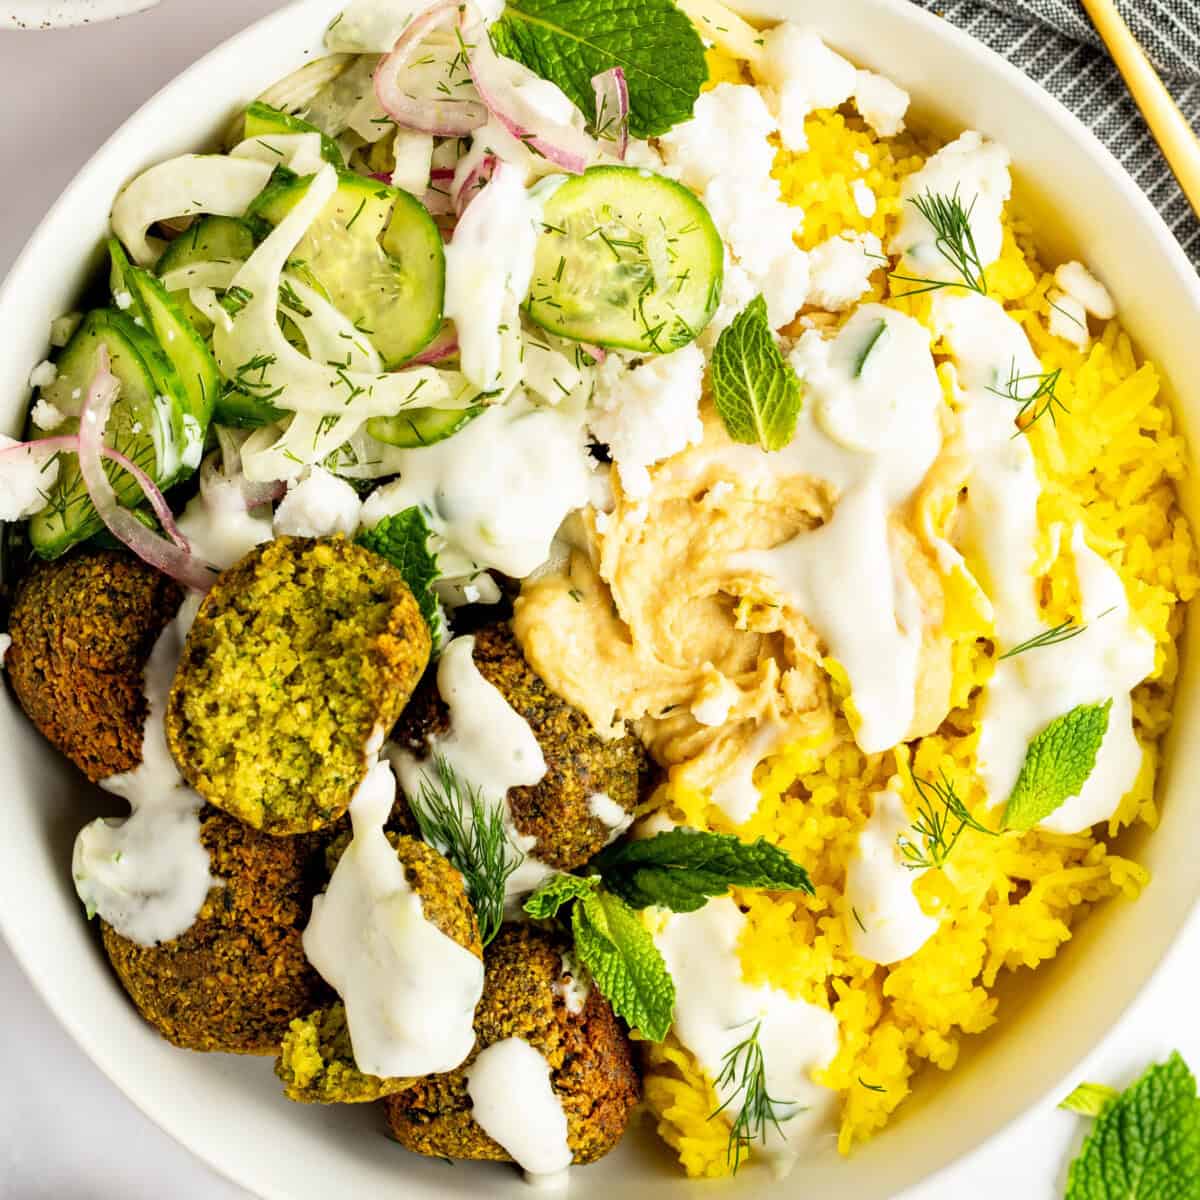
(591, 68), (629, 161)
(77, 347), (217, 593)
(401, 324), (459, 366)
(461, 8), (596, 175)
(580, 343), (608, 365)
(454, 153), (497, 218)
(374, 2), (488, 137)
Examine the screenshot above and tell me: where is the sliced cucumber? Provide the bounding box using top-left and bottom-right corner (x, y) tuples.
(526, 166), (723, 353)
(243, 101), (345, 169)
(153, 215), (257, 341)
(366, 404), (485, 448)
(248, 169), (444, 367)
(109, 240), (218, 430)
(29, 310), (196, 559)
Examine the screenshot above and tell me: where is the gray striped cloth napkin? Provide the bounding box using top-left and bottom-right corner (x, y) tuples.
(908, 0), (1200, 270)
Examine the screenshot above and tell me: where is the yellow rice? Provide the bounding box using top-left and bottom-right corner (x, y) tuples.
(641, 53), (1198, 1175)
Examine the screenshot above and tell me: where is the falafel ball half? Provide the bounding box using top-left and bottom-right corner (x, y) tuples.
(385, 924), (641, 1166)
(166, 536), (431, 836)
(276, 834), (483, 1103)
(102, 808), (332, 1054)
(7, 549), (182, 782)
(394, 624), (649, 870)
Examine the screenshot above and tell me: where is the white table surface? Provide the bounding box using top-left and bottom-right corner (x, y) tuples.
(1, 3), (1198, 1197)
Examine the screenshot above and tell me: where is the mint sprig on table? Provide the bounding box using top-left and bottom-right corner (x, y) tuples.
(356, 506), (443, 649)
(524, 829), (813, 1040)
(1002, 700), (1112, 832)
(711, 295), (803, 452)
(490, 0), (708, 139)
(1062, 1053), (1200, 1199)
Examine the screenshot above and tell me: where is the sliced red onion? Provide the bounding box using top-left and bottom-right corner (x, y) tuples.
(374, 2), (488, 137)
(580, 343), (607, 365)
(369, 172), (392, 184)
(78, 347), (217, 593)
(591, 68), (629, 161)
(461, 9), (596, 175)
(200, 450), (285, 512)
(454, 153), (497, 218)
(430, 167), (456, 181)
(402, 324), (459, 366)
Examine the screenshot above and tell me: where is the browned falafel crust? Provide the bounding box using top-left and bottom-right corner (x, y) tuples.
(6, 550), (182, 782)
(166, 536), (431, 836)
(384, 924), (641, 1165)
(102, 808), (332, 1054)
(394, 624), (650, 869)
(276, 836), (483, 1104)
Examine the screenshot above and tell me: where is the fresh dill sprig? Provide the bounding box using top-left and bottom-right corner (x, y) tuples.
(710, 1021), (801, 1173)
(898, 771), (995, 871)
(987, 360), (1069, 435)
(999, 607), (1116, 660)
(890, 187), (988, 297)
(406, 755), (521, 945)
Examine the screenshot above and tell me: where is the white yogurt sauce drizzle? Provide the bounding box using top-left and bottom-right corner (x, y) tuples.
(389, 635), (556, 899)
(303, 759), (485, 1078)
(72, 594), (216, 946)
(467, 1037), (573, 1184)
(655, 897), (840, 1177)
(587, 791), (633, 843)
(844, 790), (938, 964)
(360, 392), (595, 581)
(729, 304), (943, 755)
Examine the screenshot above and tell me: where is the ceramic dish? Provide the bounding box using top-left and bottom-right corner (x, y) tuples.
(1, 0), (1198, 1196)
(2, 0), (160, 31)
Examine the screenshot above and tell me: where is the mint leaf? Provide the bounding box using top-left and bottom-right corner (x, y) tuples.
(1002, 699), (1113, 832)
(572, 887), (675, 1040)
(356, 506), (443, 650)
(1065, 1053), (1200, 1200)
(490, 0), (708, 140)
(523, 872), (598, 919)
(1060, 1083), (1121, 1118)
(589, 828), (813, 913)
(710, 295), (803, 452)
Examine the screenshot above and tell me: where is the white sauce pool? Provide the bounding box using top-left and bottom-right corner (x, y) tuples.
(655, 897), (840, 1177)
(302, 759), (485, 1078)
(467, 1038), (573, 1182)
(72, 595), (216, 946)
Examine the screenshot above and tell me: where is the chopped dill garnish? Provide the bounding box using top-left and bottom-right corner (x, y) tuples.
(407, 755), (521, 945)
(987, 360), (1069, 435)
(219, 285), (254, 317)
(890, 187), (988, 297)
(851, 906), (867, 933)
(999, 608), (1116, 660)
(710, 1021), (801, 1173)
(898, 771), (995, 871)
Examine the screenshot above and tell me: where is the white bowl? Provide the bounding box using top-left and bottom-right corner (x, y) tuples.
(2, 1), (1198, 1196)
(1, 0), (160, 31)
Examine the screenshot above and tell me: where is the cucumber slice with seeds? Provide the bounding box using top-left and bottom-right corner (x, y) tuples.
(526, 166), (723, 353)
(242, 101), (344, 168)
(248, 169), (444, 367)
(366, 404), (485, 448)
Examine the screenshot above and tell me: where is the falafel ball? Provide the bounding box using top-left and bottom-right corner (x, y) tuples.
(394, 624), (649, 869)
(7, 550), (182, 782)
(166, 536), (431, 836)
(276, 835), (483, 1103)
(102, 807), (332, 1053)
(385, 924), (640, 1165)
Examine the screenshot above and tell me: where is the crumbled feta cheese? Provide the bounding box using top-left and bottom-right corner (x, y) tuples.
(28, 360), (57, 390)
(589, 345), (706, 499)
(660, 83), (778, 191)
(31, 398), (67, 432)
(114, 290), (133, 311)
(1047, 288), (1090, 350)
(890, 132), (1011, 281)
(0, 435), (57, 520)
(0, 633), (10, 666)
(853, 150), (870, 168)
(807, 232), (882, 311)
(1054, 260), (1115, 320)
(621, 138), (664, 170)
(49, 312), (82, 347)
(851, 178), (877, 218)
(853, 70), (910, 138)
(273, 466), (363, 538)
(756, 24), (856, 152)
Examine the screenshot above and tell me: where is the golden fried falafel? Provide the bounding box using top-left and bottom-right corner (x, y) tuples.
(102, 807), (332, 1053)
(384, 924), (640, 1166)
(6, 550), (182, 782)
(276, 834), (483, 1103)
(394, 624), (650, 869)
(166, 536), (431, 836)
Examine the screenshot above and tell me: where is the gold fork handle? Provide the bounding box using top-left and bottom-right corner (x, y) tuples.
(1081, 0), (1200, 217)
